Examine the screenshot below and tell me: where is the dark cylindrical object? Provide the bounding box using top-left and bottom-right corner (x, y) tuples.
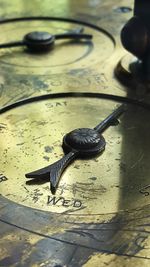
(24, 31), (55, 52)
(121, 0), (150, 76)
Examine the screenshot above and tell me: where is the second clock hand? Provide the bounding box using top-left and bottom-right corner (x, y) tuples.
(0, 28), (92, 53)
(25, 105), (126, 194)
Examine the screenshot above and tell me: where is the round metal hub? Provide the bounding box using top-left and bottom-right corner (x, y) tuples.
(63, 128), (106, 156)
(24, 31), (55, 52)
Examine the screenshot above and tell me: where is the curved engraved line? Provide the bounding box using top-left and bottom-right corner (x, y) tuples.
(0, 218), (149, 260)
(0, 41), (94, 68)
(1, 92), (150, 115)
(0, 16), (113, 69)
(0, 16), (116, 46)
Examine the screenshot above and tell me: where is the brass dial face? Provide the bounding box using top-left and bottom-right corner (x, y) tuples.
(0, 19), (114, 75)
(0, 1), (150, 267)
(1, 97), (150, 216)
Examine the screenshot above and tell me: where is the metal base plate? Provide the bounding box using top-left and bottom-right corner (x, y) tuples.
(0, 1), (150, 266)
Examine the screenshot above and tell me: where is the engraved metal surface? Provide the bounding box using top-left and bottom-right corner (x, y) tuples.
(0, 0), (150, 266)
(25, 105), (124, 193)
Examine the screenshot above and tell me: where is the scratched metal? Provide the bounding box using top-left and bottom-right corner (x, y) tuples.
(0, 0), (150, 267)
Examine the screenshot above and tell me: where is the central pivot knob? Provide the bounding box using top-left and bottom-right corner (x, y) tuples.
(24, 31), (55, 52)
(63, 128), (105, 157)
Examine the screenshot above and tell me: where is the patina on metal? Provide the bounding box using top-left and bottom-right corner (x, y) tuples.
(0, 27), (92, 52)
(26, 105), (125, 194)
(0, 0), (150, 266)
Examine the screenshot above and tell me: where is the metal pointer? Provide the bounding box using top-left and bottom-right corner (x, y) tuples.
(25, 105), (126, 194)
(0, 27), (92, 53)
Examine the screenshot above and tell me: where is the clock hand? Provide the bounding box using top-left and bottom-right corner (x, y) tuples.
(0, 29), (92, 53)
(26, 151), (77, 194)
(94, 104), (126, 133)
(26, 105), (125, 194)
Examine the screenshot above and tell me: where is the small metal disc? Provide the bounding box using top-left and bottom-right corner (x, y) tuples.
(24, 31), (55, 52)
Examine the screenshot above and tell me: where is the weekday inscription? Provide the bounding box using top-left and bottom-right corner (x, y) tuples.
(47, 196), (82, 208)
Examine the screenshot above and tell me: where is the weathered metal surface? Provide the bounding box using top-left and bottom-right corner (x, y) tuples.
(0, 0), (150, 266)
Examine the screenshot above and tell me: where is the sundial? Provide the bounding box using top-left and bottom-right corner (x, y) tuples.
(0, 1), (150, 266)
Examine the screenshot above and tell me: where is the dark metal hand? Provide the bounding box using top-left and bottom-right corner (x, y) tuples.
(25, 105), (126, 194)
(0, 27), (92, 53)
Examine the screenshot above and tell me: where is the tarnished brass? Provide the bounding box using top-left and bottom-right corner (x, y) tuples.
(0, 0), (150, 266)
